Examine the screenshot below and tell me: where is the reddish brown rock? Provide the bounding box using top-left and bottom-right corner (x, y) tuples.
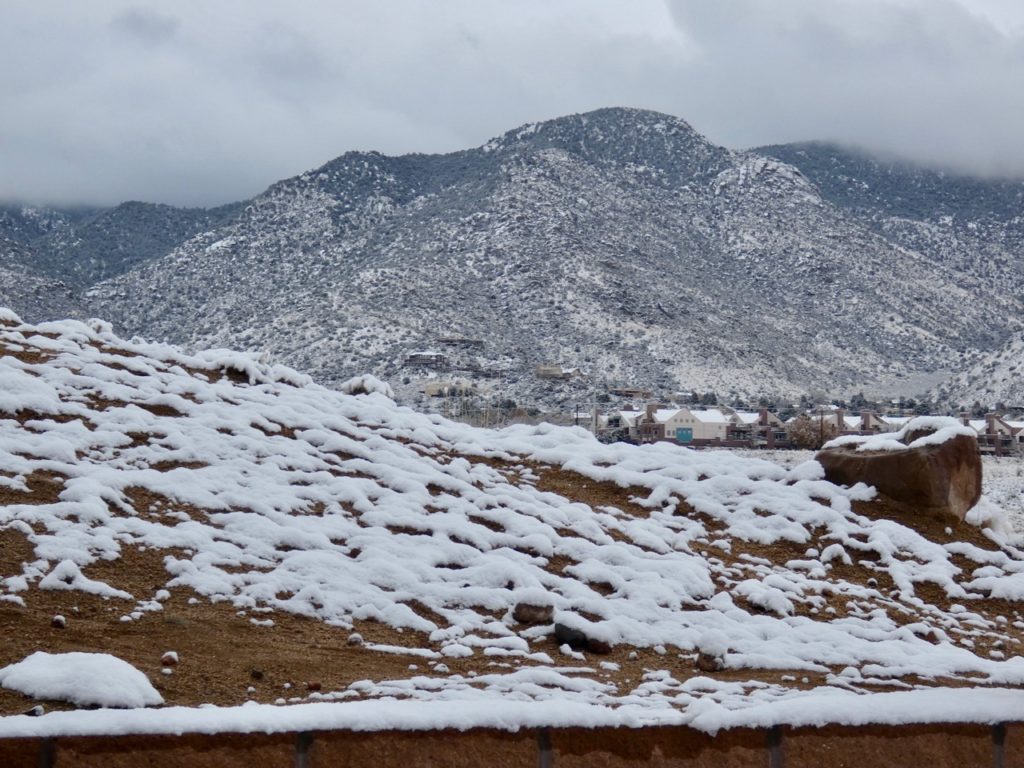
(553, 622), (613, 654)
(512, 601), (554, 625)
(695, 652), (724, 673)
(816, 431), (981, 521)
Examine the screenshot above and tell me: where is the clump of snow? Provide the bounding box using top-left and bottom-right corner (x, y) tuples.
(0, 652), (163, 708)
(39, 560), (133, 600)
(339, 374), (394, 398)
(823, 416), (976, 453)
(966, 497), (1013, 540)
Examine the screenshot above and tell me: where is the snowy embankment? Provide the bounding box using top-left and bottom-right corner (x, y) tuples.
(3, 307), (1024, 737)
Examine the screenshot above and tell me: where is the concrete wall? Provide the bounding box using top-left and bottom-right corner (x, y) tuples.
(1, 721), (1021, 767)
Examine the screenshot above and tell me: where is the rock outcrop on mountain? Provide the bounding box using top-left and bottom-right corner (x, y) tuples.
(77, 108), (1021, 411)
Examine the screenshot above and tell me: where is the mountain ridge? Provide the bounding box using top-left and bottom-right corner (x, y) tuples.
(82, 108), (1023, 411)
(3, 108), (1021, 410)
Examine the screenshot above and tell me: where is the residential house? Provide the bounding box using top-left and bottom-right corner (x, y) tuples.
(634, 405), (683, 443)
(405, 350), (449, 368)
(728, 409), (787, 447)
(605, 408), (642, 440)
(663, 407), (730, 443)
(963, 413), (1020, 455)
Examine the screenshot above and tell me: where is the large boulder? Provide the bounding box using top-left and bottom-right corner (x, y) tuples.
(815, 417), (982, 521)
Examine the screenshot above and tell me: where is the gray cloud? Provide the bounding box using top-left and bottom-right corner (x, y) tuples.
(110, 6), (180, 44)
(665, 0), (1024, 176)
(1, 0), (1022, 208)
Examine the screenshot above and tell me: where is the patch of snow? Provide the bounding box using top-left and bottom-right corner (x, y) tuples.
(0, 652), (163, 709)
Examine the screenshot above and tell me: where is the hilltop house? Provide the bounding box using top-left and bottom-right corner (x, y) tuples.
(405, 350), (449, 368)
(536, 365), (583, 380)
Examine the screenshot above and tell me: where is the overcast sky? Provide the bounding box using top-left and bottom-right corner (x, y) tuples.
(3, 0), (1024, 207)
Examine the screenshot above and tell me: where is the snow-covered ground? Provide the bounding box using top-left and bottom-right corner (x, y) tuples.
(982, 455), (1024, 532)
(4, 308), (1024, 738)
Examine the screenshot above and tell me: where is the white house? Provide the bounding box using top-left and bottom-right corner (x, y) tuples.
(663, 408), (729, 442)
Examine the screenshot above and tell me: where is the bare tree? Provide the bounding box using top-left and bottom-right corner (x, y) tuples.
(787, 414), (838, 450)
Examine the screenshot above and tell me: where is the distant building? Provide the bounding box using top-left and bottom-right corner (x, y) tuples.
(663, 408), (730, 443)
(610, 387), (653, 399)
(727, 409), (787, 447)
(405, 351), (449, 368)
(423, 380), (475, 397)
(437, 336), (484, 348)
(536, 365), (583, 380)
(964, 413), (1021, 455)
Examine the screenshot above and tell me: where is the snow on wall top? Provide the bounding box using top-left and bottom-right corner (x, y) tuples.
(2, 311), (1024, 734)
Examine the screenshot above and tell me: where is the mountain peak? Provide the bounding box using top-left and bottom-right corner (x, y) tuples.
(480, 107), (728, 183)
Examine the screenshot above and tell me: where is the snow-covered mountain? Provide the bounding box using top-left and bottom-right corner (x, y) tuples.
(0, 201), (241, 289)
(757, 141), (1024, 301)
(5, 108), (1022, 410)
(76, 108), (1021, 410)
(939, 331), (1024, 410)
(756, 142), (1024, 410)
(0, 237), (81, 323)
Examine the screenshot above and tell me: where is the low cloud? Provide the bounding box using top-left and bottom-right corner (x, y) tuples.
(1, 0), (1022, 207)
(110, 7), (179, 45)
(665, 0), (1024, 176)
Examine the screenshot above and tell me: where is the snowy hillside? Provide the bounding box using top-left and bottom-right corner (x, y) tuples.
(0, 201), (240, 289)
(941, 331), (1024, 411)
(4, 309), (1024, 728)
(77, 107), (1022, 411)
(0, 237), (81, 324)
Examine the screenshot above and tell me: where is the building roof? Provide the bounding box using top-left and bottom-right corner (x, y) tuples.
(689, 408), (729, 424)
(651, 408), (682, 423)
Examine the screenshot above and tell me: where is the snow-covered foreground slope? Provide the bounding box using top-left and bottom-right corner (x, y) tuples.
(4, 308), (1024, 735)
